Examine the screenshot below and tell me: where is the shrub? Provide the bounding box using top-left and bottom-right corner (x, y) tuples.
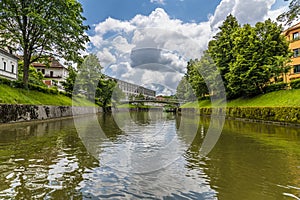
(290, 79), (300, 89)
(264, 82), (287, 93)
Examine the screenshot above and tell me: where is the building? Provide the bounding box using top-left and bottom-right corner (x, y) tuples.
(32, 58), (69, 90)
(282, 22), (300, 82)
(0, 48), (18, 80)
(107, 76), (156, 100)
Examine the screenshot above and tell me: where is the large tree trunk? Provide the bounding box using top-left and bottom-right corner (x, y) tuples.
(23, 53), (30, 89)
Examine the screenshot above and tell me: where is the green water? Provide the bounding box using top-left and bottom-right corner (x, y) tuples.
(0, 112), (299, 199)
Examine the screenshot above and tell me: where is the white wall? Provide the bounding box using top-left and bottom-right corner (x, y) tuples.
(0, 52), (18, 80)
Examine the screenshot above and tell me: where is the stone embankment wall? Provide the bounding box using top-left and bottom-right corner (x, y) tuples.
(0, 104), (102, 123)
(181, 107), (300, 125)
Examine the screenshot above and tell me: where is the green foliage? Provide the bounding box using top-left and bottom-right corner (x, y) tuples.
(290, 78), (300, 89)
(264, 82), (288, 93)
(0, 84), (95, 106)
(0, 0), (89, 87)
(176, 76), (196, 101)
(96, 77), (121, 108)
(186, 59), (209, 99)
(208, 14), (240, 91)
(62, 66), (77, 94)
(74, 54), (102, 101)
(182, 89), (300, 108)
(18, 61), (45, 87)
(277, 0), (300, 25)
(225, 20), (291, 98)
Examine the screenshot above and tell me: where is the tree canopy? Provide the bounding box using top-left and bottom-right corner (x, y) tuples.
(277, 0), (300, 25)
(0, 0), (89, 87)
(186, 16), (291, 100)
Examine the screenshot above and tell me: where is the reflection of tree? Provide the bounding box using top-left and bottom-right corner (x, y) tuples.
(129, 112), (151, 125)
(0, 118), (98, 199)
(191, 119), (300, 200)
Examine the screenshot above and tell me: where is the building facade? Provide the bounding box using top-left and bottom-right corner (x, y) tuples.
(108, 77), (156, 100)
(0, 48), (18, 80)
(283, 22), (300, 82)
(32, 58), (69, 90)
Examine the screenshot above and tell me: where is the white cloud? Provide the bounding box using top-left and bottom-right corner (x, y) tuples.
(89, 1), (287, 95)
(150, 0), (165, 5)
(96, 48), (116, 67)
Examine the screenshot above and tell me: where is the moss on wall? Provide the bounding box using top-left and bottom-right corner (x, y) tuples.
(181, 107), (300, 124)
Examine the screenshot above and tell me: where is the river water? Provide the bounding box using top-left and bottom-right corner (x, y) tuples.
(0, 111), (299, 199)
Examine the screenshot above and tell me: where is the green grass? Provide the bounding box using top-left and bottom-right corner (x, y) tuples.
(181, 89), (300, 108)
(0, 84), (96, 106)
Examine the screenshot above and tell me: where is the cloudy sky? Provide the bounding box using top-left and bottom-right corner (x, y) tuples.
(78, 0), (289, 95)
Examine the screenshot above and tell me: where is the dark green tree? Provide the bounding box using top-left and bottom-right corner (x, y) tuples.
(277, 0), (300, 25)
(0, 0), (89, 88)
(62, 66), (77, 94)
(186, 59), (209, 99)
(96, 77), (124, 109)
(208, 14), (240, 91)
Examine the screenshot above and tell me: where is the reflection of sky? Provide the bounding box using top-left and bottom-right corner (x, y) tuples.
(75, 112), (217, 199)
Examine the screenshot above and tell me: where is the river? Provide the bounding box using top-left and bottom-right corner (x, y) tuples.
(0, 111), (299, 199)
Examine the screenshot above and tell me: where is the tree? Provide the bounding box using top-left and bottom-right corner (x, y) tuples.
(176, 76), (195, 101)
(0, 0), (89, 88)
(17, 60), (45, 86)
(62, 66), (77, 94)
(75, 54), (102, 101)
(96, 77), (124, 110)
(186, 59), (209, 99)
(226, 20), (291, 98)
(277, 0), (300, 25)
(208, 14), (240, 92)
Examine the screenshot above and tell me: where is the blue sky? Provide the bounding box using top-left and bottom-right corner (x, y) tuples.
(78, 0), (289, 95)
(79, 0), (223, 26)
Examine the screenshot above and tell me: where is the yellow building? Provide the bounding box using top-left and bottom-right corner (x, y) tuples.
(283, 22), (300, 82)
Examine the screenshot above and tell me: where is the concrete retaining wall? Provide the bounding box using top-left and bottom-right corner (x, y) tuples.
(0, 104), (102, 123)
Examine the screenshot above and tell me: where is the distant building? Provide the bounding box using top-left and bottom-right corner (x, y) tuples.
(0, 48), (18, 80)
(32, 58), (69, 90)
(282, 22), (300, 82)
(107, 76), (156, 100)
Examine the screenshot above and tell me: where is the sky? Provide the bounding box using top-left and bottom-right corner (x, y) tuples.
(78, 0), (289, 95)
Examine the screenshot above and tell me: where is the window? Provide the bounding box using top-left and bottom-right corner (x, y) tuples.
(50, 71), (54, 77)
(294, 65), (300, 74)
(11, 65), (14, 73)
(293, 32), (299, 40)
(294, 48), (300, 58)
(41, 69), (45, 74)
(3, 62), (6, 71)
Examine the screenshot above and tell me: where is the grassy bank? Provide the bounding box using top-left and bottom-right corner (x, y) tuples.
(181, 89), (300, 108)
(0, 84), (96, 106)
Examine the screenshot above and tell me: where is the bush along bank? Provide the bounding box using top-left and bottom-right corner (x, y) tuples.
(181, 107), (300, 125)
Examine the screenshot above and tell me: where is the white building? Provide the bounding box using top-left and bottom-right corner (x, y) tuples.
(0, 48), (18, 80)
(107, 77), (156, 100)
(32, 58), (69, 91)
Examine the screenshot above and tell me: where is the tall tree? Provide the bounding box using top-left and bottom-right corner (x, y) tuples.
(208, 14), (240, 92)
(226, 20), (290, 98)
(277, 0), (300, 25)
(176, 76), (196, 101)
(0, 0), (89, 87)
(75, 54), (102, 101)
(62, 66), (77, 94)
(186, 58), (209, 99)
(96, 78), (124, 109)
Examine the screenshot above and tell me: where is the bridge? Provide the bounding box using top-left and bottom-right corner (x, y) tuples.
(120, 99), (185, 107)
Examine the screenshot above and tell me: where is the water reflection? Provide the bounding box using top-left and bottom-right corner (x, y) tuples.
(0, 113), (299, 199)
